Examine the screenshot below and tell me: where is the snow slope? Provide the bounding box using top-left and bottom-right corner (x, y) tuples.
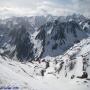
(0, 37), (90, 90)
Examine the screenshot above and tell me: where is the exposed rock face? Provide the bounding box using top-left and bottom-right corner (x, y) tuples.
(0, 25), (34, 61)
(10, 26), (34, 61)
(36, 20), (88, 58)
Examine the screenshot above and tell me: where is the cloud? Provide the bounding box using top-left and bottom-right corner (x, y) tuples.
(77, 0), (90, 17)
(0, 0), (90, 17)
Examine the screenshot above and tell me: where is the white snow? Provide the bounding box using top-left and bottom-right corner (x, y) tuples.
(0, 37), (90, 90)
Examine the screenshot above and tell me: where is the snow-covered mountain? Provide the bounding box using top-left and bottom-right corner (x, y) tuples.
(0, 14), (90, 90)
(35, 20), (88, 58)
(0, 15), (56, 61)
(0, 36), (90, 90)
(0, 14), (90, 61)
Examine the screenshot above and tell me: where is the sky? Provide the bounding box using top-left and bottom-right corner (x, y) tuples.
(0, 0), (90, 17)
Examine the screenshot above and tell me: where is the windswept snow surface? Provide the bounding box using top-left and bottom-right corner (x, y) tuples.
(0, 38), (90, 90)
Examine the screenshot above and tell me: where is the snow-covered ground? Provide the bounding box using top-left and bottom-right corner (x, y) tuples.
(0, 37), (90, 90)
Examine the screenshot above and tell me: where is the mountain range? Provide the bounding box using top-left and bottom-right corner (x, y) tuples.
(0, 14), (90, 90)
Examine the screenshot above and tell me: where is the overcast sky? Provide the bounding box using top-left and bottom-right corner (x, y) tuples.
(0, 0), (90, 17)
